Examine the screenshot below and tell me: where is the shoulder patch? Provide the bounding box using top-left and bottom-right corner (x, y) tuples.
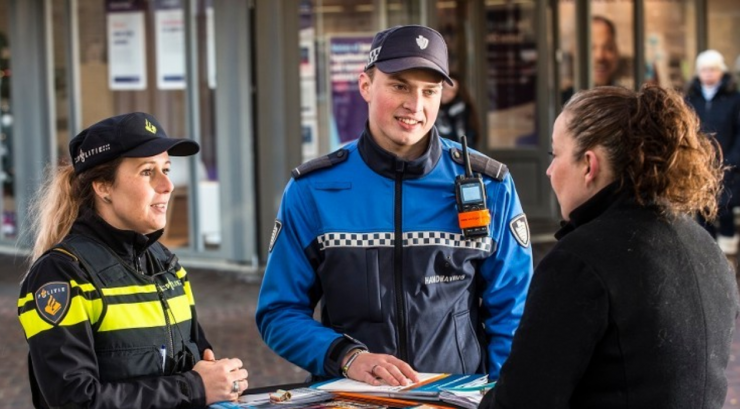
(35, 282), (71, 325)
(269, 220), (283, 253)
(450, 148), (509, 181)
(292, 148), (349, 179)
(509, 214), (530, 248)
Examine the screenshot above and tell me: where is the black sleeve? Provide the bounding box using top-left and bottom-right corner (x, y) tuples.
(482, 249), (609, 409)
(19, 253), (207, 409)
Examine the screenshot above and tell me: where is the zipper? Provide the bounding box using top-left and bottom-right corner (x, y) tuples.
(152, 266), (175, 373)
(134, 252), (143, 274)
(393, 160), (408, 362)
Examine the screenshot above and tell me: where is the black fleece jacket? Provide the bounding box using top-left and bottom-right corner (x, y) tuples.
(481, 184), (739, 409)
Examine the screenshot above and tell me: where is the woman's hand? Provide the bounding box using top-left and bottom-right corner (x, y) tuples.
(345, 351), (419, 386)
(193, 356), (249, 404)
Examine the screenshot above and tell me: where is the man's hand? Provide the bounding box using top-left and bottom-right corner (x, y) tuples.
(344, 351), (420, 386)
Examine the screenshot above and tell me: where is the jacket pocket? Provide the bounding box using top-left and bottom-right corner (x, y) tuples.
(320, 248), (383, 325)
(97, 345), (162, 382)
(453, 310), (482, 373)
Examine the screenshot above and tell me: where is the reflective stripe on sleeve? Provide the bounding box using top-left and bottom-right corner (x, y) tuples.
(19, 295), (104, 339)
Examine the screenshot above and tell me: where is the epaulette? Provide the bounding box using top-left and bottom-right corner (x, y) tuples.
(450, 148), (508, 181)
(51, 246), (79, 262)
(292, 148), (349, 179)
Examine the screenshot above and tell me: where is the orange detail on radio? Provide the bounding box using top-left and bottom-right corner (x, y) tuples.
(458, 209), (491, 229)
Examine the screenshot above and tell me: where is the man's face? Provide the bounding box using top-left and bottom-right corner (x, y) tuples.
(359, 68), (443, 159)
(592, 20), (619, 87)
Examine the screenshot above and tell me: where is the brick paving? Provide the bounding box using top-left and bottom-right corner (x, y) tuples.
(2, 248), (740, 408)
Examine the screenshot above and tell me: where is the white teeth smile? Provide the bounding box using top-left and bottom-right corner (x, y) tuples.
(152, 204), (167, 210)
(399, 118), (420, 125)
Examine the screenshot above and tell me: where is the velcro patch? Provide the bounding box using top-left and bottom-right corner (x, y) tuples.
(269, 220), (283, 253)
(509, 214), (530, 248)
(35, 282), (71, 325)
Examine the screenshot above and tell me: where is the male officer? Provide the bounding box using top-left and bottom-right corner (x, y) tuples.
(257, 25), (533, 386)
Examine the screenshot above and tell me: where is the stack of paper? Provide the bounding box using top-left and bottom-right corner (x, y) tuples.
(439, 389), (488, 409)
(437, 378), (496, 409)
(313, 373), (489, 401)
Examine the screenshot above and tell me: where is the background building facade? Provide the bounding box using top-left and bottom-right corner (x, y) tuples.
(1, 0), (738, 269)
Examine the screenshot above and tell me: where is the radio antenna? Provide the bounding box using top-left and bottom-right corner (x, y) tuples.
(461, 135), (473, 177)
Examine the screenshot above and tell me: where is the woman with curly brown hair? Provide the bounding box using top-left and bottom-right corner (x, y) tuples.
(480, 85), (739, 409)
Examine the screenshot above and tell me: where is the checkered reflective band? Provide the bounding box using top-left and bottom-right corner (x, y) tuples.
(318, 231), (492, 252)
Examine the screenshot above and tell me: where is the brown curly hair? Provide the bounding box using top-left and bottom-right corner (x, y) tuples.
(562, 84), (723, 220)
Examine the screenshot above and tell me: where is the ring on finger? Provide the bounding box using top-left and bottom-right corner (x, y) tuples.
(371, 364), (379, 374)
(232, 380), (240, 394)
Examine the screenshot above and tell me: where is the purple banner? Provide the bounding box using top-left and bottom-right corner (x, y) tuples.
(299, 0), (313, 31)
(329, 35), (373, 144)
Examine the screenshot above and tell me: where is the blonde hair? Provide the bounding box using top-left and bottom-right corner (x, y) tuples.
(26, 159), (122, 268)
(563, 84), (724, 220)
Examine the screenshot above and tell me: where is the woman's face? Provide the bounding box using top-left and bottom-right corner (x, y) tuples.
(546, 113), (592, 220)
(96, 152), (173, 234)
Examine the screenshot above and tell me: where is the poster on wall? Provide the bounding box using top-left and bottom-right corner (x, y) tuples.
(107, 0), (147, 90)
(299, 0), (318, 159)
(327, 35), (373, 149)
(300, 28), (318, 159)
(154, 0), (185, 90)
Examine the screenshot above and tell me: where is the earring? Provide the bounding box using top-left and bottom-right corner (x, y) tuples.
(103, 196), (112, 204)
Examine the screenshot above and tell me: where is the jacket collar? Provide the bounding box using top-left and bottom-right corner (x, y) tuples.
(357, 124), (442, 179)
(555, 182), (622, 240)
(689, 73), (736, 99)
(70, 207), (164, 266)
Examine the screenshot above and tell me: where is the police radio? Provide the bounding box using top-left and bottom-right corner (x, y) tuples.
(455, 136), (490, 238)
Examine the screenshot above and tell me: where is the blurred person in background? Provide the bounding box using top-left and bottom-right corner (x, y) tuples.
(686, 49), (740, 255)
(562, 16), (621, 103)
(436, 72), (481, 149)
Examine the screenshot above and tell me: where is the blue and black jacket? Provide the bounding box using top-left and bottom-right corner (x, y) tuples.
(256, 127), (533, 380)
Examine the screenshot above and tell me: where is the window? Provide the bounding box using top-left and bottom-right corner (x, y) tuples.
(299, 0), (422, 161)
(0, 0), (14, 239)
(484, 0), (538, 149)
(74, 0), (221, 250)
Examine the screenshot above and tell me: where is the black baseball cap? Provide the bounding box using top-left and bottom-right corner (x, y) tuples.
(69, 112), (200, 174)
(365, 25), (452, 85)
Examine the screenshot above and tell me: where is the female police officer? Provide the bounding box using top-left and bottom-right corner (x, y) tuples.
(18, 112), (248, 408)
(481, 85), (739, 408)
